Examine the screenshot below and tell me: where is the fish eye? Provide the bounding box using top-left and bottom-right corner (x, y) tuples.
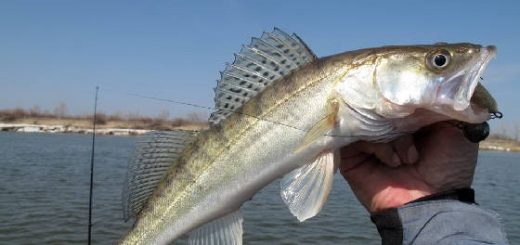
(427, 50), (451, 69)
(434, 55), (447, 67)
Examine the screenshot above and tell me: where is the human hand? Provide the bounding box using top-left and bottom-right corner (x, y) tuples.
(339, 121), (478, 213)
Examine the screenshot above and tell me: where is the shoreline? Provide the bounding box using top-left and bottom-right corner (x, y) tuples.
(0, 123), (151, 136)
(479, 138), (520, 153)
(2, 123), (519, 152)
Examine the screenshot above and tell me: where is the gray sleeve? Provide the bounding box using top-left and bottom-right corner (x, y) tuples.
(371, 190), (510, 245)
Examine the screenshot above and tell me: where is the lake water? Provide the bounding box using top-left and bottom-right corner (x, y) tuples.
(0, 132), (518, 244)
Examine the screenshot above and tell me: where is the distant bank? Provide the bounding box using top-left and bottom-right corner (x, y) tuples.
(0, 123), (150, 136)
(0, 122), (207, 136)
(1, 122), (519, 153)
(0, 109), (208, 136)
(0, 109), (208, 134)
(479, 137), (520, 152)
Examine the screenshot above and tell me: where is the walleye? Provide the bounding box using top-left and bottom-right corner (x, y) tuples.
(120, 28), (497, 244)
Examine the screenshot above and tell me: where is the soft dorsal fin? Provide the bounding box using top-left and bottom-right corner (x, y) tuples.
(209, 28), (317, 126)
(122, 130), (198, 220)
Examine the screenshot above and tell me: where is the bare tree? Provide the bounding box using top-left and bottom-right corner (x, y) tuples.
(186, 112), (207, 123)
(53, 102), (67, 118)
(157, 109), (170, 121)
(513, 122), (520, 141)
(126, 112), (141, 121)
(29, 105), (41, 117)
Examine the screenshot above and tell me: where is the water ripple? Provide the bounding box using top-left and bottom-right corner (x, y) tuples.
(0, 132), (518, 244)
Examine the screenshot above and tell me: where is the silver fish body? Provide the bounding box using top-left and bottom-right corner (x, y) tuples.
(120, 30), (497, 244)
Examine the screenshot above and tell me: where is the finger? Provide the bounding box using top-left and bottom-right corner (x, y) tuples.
(354, 141), (401, 167)
(339, 143), (372, 172)
(391, 135), (418, 164)
(339, 152), (370, 174)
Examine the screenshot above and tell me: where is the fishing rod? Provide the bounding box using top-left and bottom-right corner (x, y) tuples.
(88, 86), (99, 245)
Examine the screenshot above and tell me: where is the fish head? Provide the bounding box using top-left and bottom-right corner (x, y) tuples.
(372, 43), (497, 123)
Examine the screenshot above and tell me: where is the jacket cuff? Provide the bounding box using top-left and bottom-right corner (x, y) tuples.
(408, 188), (475, 204)
(370, 188), (476, 245)
(370, 208), (403, 245)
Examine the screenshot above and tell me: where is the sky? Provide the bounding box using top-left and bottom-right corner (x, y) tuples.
(1, 1), (519, 132)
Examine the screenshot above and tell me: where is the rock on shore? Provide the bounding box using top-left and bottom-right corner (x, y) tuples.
(0, 123), (150, 136)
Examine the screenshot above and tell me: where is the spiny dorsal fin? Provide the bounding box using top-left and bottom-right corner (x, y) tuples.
(209, 28), (317, 126)
(122, 130), (198, 220)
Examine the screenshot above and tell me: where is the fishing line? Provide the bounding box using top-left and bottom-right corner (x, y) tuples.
(88, 86), (99, 245)
(103, 88), (311, 133)
(101, 87), (503, 141)
(125, 92), (213, 111)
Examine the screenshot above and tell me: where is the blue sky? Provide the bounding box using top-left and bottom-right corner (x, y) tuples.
(1, 1), (519, 131)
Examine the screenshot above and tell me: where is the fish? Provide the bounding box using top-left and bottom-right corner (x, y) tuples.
(119, 28), (497, 244)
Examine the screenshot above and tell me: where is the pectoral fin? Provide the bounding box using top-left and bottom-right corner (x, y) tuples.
(188, 210), (243, 245)
(294, 100), (339, 153)
(280, 150), (338, 222)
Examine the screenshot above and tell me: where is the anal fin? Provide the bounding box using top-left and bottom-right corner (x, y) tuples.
(281, 150), (338, 222)
(188, 210), (243, 245)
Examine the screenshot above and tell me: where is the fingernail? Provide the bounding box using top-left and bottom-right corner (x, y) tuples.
(407, 145), (419, 163)
(392, 153), (401, 167)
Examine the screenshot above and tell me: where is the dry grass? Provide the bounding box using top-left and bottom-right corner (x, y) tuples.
(0, 109), (208, 130)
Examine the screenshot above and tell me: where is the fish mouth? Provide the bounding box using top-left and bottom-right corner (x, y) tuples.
(432, 46), (496, 123)
(436, 46), (496, 111)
